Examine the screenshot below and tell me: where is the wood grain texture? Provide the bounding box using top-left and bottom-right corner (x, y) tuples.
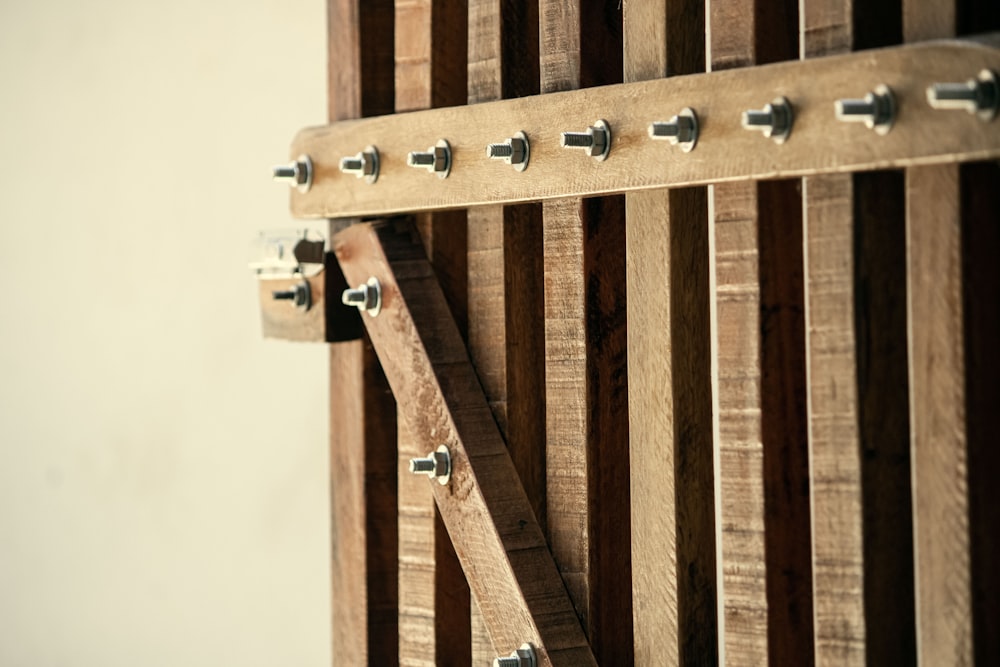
(709, 0), (814, 664)
(394, 2), (471, 664)
(623, 1), (716, 666)
(466, 2), (541, 663)
(538, 2), (632, 664)
(326, 2), (398, 665)
(333, 221), (597, 667)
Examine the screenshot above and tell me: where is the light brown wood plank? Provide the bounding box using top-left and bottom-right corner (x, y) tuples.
(333, 221), (597, 667)
(394, 2), (471, 664)
(623, 1), (716, 665)
(326, 2), (398, 665)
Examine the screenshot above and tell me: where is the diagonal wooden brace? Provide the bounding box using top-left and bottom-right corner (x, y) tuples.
(333, 220), (596, 667)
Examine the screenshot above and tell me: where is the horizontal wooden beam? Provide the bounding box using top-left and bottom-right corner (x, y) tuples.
(287, 37), (1000, 218)
(332, 220), (596, 667)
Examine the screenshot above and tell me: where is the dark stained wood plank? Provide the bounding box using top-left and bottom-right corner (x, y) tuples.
(708, 0), (813, 664)
(326, 2), (397, 665)
(333, 221), (597, 667)
(623, 1), (716, 666)
(394, 2), (471, 664)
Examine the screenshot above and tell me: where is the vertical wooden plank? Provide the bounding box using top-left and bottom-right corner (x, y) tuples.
(466, 1), (541, 663)
(394, 2), (470, 665)
(799, 0), (914, 664)
(327, 2), (398, 665)
(623, 1), (716, 666)
(707, 0), (813, 664)
(538, 2), (631, 664)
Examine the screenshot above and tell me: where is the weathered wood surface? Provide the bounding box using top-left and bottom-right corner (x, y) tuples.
(326, 2), (398, 666)
(465, 1), (542, 663)
(394, 2), (471, 664)
(538, 2), (632, 664)
(623, 1), (716, 666)
(290, 38), (1000, 218)
(258, 272), (328, 342)
(333, 221), (596, 667)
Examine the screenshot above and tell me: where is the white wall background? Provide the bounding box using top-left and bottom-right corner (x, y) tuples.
(0, 2), (331, 665)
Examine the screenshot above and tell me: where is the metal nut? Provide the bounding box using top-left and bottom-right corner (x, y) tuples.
(340, 146), (380, 183)
(409, 445), (451, 485)
(342, 277), (381, 317)
(493, 644), (536, 667)
(927, 69), (998, 121)
(560, 120), (611, 160)
(742, 97), (793, 143)
(835, 85), (895, 135)
(407, 139), (452, 178)
(486, 131), (530, 171)
(648, 107), (699, 152)
(272, 155), (313, 192)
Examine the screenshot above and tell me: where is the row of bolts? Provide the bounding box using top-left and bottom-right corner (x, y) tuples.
(273, 70), (998, 191)
(272, 72), (996, 667)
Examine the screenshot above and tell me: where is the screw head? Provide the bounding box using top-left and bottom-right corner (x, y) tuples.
(560, 120), (611, 161)
(272, 155), (313, 192)
(648, 107), (699, 152)
(493, 643), (536, 667)
(341, 277), (381, 316)
(835, 85), (895, 135)
(408, 445), (451, 485)
(407, 140), (452, 178)
(487, 131), (530, 171)
(742, 97), (793, 143)
(926, 69), (998, 122)
(339, 146), (380, 183)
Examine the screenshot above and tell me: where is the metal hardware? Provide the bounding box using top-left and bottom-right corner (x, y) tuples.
(409, 445), (451, 485)
(493, 644), (536, 667)
(927, 69), (998, 121)
(649, 107), (699, 152)
(342, 277), (382, 317)
(340, 146), (380, 183)
(407, 139), (452, 178)
(249, 229), (326, 279)
(742, 97), (793, 143)
(560, 119), (611, 161)
(835, 85), (895, 135)
(272, 155), (313, 192)
(486, 131), (530, 171)
(272, 282), (311, 310)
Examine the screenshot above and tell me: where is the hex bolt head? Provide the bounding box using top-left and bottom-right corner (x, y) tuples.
(339, 146), (380, 183)
(407, 139), (452, 178)
(486, 131), (530, 171)
(835, 85), (895, 135)
(272, 155), (313, 192)
(648, 107), (699, 152)
(927, 69), (998, 121)
(341, 277), (382, 317)
(492, 644), (537, 667)
(560, 120), (611, 161)
(742, 97), (794, 143)
(408, 445), (451, 485)
(272, 281), (311, 310)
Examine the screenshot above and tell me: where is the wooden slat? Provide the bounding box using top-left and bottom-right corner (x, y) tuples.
(289, 38), (1000, 219)
(708, 0), (815, 665)
(333, 221), (596, 667)
(394, 2), (470, 664)
(326, 2), (398, 665)
(466, 1), (542, 663)
(538, 2), (631, 664)
(622, 1), (716, 666)
(799, 0), (915, 664)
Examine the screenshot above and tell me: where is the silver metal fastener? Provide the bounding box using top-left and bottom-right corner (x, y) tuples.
(493, 644), (536, 667)
(342, 277), (382, 317)
(927, 69), (998, 121)
(272, 281), (311, 311)
(407, 139), (452, 178)
(340, 146), (380, 183)
(409, 445), (451, 485)
(486, 131), (530, 171)
(742, 97), (793, 143)
(649, 107), (699, 152)
(272, 155), (313, 192)
(560, 119), (611, 161)
(835, 85), (895, 135)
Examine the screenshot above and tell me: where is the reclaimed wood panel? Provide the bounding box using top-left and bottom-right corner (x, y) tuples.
(326, 2), (398, 665)
(623, 1), (716, 665)
(466, 1), (542, 663)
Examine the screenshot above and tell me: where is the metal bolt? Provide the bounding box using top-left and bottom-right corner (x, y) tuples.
(272, 155), (313, 192)
(342, 277), (381, 317)
(407, 139), (452, 178)
(927, 69), (998, 121)
(272, 282), (311, 310)
(492, 644), (536, 667)
(742, 97), (793, 143)
(560, 119), (611, 161)
(649, 107), (699, 152)
(486, 131), (530, 171)
(835, 85), (895, 135)
(339, 146), (380, 183)
(409, 445), (451, 485)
